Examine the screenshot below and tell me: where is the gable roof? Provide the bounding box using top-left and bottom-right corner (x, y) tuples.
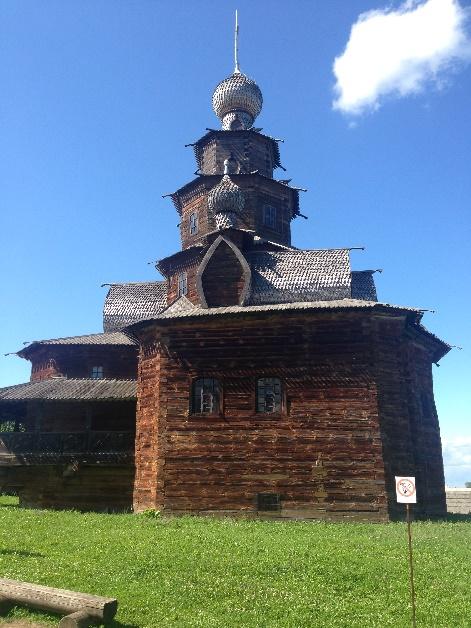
(103, 281), (167, 332)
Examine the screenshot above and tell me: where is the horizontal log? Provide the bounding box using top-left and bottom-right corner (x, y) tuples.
(0, 579), (117, 623)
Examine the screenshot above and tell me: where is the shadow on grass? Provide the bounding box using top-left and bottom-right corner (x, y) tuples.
(0, 549), (44, 558)
(1, 606), (139, 628)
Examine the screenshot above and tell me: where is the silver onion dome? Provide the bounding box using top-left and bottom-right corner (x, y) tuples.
(212, 71), (263, 130)
(207, 175), (245, 229)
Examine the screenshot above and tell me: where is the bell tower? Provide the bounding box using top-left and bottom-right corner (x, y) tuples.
(159, 15), (306, 309)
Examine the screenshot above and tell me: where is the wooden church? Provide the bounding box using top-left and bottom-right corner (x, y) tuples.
(0, 39), (450, 520)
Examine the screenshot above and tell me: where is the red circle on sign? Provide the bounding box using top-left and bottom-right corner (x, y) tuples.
(396, 478), (416, 497)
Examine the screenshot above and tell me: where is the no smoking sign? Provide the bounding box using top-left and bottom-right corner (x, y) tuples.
(395, 476), (417, 504)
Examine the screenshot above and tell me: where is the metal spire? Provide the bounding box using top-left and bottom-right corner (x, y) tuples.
(234, 10), (240, 73)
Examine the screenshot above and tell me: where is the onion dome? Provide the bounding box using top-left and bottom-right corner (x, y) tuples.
(207, 175), (245, 229)
(212, 71), (263, 130)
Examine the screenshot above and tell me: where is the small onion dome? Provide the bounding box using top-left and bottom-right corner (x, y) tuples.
(212, 71), (263, 130)
(208, 175), (245, 230)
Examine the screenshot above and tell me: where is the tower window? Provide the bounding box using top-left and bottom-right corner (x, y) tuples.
(91, 366), (104, 379)
(191, 378), (220, 415)
(257, 378), (282, 413)
(178, 271), (188, 297)
(189, 212), (198, 235)
(263, 205), (277, 229)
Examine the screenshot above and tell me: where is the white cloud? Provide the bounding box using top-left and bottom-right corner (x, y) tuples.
(333, 0), (471, 115)
(442, 435), (471, 486)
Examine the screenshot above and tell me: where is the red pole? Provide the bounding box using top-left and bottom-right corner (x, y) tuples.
(406, 503), (417, 628)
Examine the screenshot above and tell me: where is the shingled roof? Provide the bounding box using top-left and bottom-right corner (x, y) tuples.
(246, 249), (353, 304)
(140, 298), (420, 322)
(0, 378), (137, 402)
(103, 281), (167, 332)
(16, 331), (136, 359)
(351, 271), (378, 301)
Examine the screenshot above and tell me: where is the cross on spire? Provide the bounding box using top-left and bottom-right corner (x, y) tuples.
(234, 10), (240, 73)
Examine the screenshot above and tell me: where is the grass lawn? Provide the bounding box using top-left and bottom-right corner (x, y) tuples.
(0, 497), (470, 627)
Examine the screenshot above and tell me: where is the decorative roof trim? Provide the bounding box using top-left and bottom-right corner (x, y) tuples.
(195, 235), (252, 308)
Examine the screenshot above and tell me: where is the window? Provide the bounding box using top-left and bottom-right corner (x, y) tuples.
(191, 378), (220, 415)
(263, 205), (277, 229)
(189, 212), (198, 235)
(178, 271), (188, 297)
(0, 420), (26, 433)
(91, 366), (104, 379)
(257, 493), (281, 512)
(257, 378), (282, 414)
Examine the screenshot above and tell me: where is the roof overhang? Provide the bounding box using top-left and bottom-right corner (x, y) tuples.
(0, 378), (137, 403)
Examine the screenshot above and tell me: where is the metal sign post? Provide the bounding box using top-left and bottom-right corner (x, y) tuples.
(395, 476), (417, 628)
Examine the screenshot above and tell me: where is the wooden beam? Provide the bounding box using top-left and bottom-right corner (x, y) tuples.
(0, 578), (117, 625)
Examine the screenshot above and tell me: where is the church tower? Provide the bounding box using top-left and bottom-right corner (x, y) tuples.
(129, 18), (450, 520)
(159, 35), (302, 309)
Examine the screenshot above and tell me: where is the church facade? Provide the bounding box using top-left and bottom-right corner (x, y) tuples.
(0, 54), (450, 520)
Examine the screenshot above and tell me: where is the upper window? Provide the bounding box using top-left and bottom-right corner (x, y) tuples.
(189, 212), (198, 235)
(178, 271), (188, 297)
(192, 378), (220, 415)
(257, 378), (282, 414)
(263, 205), (277, 230)
(91, 366), (104, 379)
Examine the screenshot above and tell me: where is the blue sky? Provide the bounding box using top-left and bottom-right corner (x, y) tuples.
(1, 0), (470, 485)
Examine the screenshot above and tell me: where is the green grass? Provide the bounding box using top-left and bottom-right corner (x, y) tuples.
(0, 497), (470, 627)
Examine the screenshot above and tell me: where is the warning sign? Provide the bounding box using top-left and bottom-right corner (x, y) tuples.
(395, 476), (416, 503)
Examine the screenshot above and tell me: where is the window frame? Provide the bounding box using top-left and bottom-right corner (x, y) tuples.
(262, 205), (278, 230)
(90, 365), (104, 380)
(189, 212), (198, 235)
(255, 377), (284, 415)
(177, 271), (188, 297)
(190, 377), (223, 418)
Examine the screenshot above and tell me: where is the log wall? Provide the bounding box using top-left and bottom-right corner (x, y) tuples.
(133, 311), (392, 520)
(372, 315), (447, 518)
(198, 132), (275, 178)
(12, 464), (134, 511)
(201, 240), (246, 307)
(179, 176), (294, 250)
(29, 346), (137, 382)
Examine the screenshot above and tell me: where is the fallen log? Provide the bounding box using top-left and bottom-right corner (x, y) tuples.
(0, 578), (117, 627)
